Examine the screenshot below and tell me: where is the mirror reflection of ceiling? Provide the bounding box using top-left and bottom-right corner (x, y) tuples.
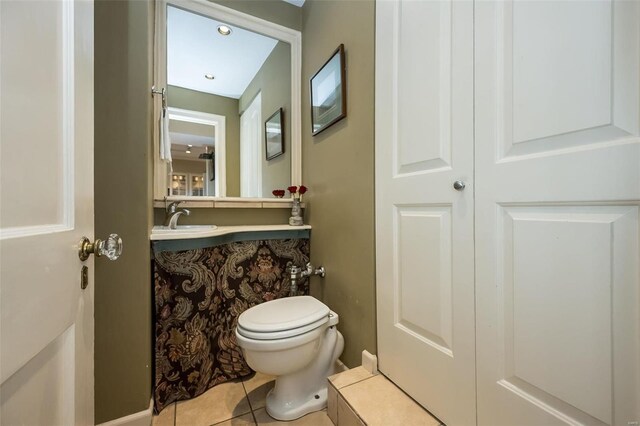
(167, 6), (279, 98)
(171, 144), (212, 161)
(169, 119), (214, 161)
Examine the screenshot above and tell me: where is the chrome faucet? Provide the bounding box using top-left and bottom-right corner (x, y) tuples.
(288, 262), (326, 296)
(165, 201), (191, 229)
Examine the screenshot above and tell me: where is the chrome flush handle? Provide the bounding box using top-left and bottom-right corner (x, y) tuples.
(78, 234), (123, 261)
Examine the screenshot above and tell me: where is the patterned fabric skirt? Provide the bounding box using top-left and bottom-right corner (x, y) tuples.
(152, 239), (310, 413)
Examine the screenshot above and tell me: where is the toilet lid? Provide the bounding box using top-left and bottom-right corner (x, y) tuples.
(237, 296), (330, 333)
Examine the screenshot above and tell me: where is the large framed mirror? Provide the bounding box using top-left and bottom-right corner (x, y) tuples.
(153, 0), (301, 202)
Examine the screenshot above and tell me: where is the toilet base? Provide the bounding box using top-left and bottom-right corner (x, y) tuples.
(266, 386), (328, 421)
(264, 326), (344, 421)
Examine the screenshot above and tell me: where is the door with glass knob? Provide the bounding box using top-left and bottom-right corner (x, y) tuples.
(79, 234), (123, 261)
(0, 1), (96, 423)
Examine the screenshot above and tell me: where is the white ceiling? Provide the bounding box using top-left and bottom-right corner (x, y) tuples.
(167, 6), (279, 98)
(169, 132), (214, 147)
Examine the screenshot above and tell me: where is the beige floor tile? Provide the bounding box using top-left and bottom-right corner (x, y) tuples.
(212, 412), (257, 426)
(328, 367), (374, 390)
(175, 380), (252, 426)
(253, 408), (334, 425)
(242, 372), (275, 410)
(326, 383), (338, 425)
(340, 375), (440, 426)
(337, 396), (364, 426)
(153, 403), (175, 426)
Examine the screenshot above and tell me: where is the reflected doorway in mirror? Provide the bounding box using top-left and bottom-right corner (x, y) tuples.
(166, 107), (226, 197)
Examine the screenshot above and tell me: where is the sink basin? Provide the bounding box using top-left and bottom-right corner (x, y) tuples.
(153, 225), (218, 233)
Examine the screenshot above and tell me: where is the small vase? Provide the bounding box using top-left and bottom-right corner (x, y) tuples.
(289, 198), (303, 226)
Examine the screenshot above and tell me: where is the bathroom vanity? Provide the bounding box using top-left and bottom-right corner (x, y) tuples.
(151, 225), (311, 413)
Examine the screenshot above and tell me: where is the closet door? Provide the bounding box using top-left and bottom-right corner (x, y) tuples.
(375, 1), (475, 424)
(475, 1), (640, 425)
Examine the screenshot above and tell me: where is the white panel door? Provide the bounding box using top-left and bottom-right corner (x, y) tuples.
(375, 1), (475, 424)
(0, 1), (94, 424)
(240, 92), (262, 197)
(475, 1), (640, 425)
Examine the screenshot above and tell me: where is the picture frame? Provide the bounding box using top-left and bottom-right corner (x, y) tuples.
(310, 44), (346, 136)
(265, 108), (284, 160)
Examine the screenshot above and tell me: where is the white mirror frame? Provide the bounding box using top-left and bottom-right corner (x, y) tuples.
(153, 0), (302, 202)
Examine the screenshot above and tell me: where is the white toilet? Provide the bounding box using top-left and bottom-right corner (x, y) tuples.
(235, 296), (344, 421)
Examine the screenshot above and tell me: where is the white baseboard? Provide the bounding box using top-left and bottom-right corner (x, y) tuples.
(97, 398), (153, 426)
(361, 350), (378, 374)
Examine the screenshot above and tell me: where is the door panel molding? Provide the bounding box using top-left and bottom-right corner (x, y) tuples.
(394, 204), (453, 357)
(0, 0), (75, 240)
(493, 0), (640, 162)
(393, 0), (453, 176)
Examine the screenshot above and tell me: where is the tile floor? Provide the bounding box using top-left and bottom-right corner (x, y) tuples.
(327, 367), (444, 426)
(152, 372), (334, 426)
(153, 367), (444, 426)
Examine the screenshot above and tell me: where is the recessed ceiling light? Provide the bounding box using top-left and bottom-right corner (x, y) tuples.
(187, 144), (193, 148)
(204, 74), (215, 80)
(217, 25), (232, 36)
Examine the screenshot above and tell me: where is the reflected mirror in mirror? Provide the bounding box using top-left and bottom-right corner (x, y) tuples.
(169, 117), (216, 196)
(166, 5), (292, 198)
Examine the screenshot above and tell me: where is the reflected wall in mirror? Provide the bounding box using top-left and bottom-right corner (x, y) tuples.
(161, 3), (295, 198)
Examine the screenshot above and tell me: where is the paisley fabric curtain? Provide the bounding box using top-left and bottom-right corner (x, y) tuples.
(152, 238), (310, 413)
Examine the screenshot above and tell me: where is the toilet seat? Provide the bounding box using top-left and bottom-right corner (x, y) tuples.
(237, 315), (328, 340)
(238, 296), (330, 334)
(235, 296), (338, 350)
(236, 321), (326, 351)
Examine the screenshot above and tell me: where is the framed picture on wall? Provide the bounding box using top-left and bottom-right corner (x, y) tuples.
(310, 44), (346, 136)
(265, 108), (285, 160)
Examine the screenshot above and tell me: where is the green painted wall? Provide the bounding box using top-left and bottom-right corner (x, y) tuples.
(172, 159), (207, 175)
(239, 41), (292, 197)
(94, 0), (153, 422)
(301, 0), (377, 368)
(168, 86), (241, 197)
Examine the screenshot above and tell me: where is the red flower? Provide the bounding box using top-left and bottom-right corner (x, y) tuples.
(272, 189), (285, 198)
(299, 185), (308, 195)
(287, 185), (298, 194)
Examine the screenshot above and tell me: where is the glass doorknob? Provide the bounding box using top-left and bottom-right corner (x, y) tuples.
(78, 234), (122, 261)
